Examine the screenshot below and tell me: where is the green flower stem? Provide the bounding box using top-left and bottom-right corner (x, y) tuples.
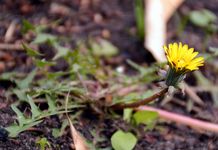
(110, 87), (168, 110)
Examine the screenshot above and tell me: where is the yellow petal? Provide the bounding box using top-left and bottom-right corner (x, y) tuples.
(164, 42), (204, 73)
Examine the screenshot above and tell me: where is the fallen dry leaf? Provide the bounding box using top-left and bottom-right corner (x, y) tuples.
(144, 0), (184, 62)
(162, 0), (184, 21)
(67, 116), (90, 150)
(145, 0), (166, 62)
(65, 92), (90, 150)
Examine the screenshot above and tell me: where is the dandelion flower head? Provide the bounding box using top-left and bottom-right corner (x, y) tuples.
(164, 42), (204, 73)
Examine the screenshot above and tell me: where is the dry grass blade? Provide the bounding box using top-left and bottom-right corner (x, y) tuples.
(0, 43), (38, 51)
(65, 92), (90, 150)
(184, 83), (204, 106)
(5, 20), (16, 43)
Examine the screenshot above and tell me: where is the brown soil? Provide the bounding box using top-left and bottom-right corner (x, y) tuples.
(0, 0), (218, 149)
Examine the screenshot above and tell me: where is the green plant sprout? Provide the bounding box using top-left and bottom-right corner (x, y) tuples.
(189, 9), (217, 51)
(110, 42), (204, 109)
(5, 41), (205, 139)
(134, 0), (145, 40)
(4, 21), (206, 149)
(36, 137), (51, 150)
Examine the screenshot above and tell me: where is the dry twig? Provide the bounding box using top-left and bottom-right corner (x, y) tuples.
(0, 43), (38, 51)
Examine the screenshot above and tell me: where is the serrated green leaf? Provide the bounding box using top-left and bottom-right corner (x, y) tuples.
(114, 90), (153, 104)
(90, 39), (118, 57)
(35, 25), (47, 34)
(189, 9), (217, 27)
(111, 130), (137, 150)
(127, 60), (156, 76)
(53, 44), (70, 60)
(53, 84), (85, 93)
(52, 119), (68, 138)
(21, 19), (35, 33)
(32, 33), (57, 44)
(5, 125), (21, 137)
(0, 72), (17, 80)
(126, 60), (159, 83)
(22, 43), (42, 57)
(73, 63), (81, 72)
(46, 95), (56, 112)
(13, 89), (28, 101)
(6, 120), (43, 137)
(11, 104), (26, 126)
(17, 69), (37, 89)
(46, 71), (67, 80)
(66, 49), (99, 75)
(27, 95), (42, 119)
(52, 128), (60, 138)
(35, 59), (55, 68)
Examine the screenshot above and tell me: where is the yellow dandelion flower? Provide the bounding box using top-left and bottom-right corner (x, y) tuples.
(164, 42), (204, 86)
(164, 42), (204, 73)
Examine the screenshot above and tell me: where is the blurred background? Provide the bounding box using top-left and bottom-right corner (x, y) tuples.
(1, 0), (218, 149)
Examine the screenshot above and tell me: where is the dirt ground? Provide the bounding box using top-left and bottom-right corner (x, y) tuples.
(0, 0), (218, 149)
